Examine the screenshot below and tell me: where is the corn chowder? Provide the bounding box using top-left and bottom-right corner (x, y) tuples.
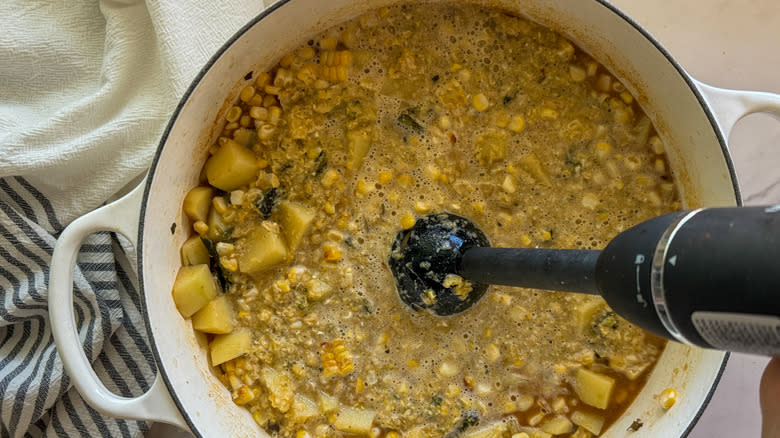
(172, 4), (678, 438)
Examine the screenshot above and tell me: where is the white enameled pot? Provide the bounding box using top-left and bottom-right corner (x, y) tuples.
(49, 0), (780, 436)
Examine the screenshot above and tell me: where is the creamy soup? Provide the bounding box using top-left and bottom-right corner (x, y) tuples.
(171, 4), (679, 437)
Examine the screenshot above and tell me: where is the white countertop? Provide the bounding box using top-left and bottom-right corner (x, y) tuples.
(148, 1), (780, 436)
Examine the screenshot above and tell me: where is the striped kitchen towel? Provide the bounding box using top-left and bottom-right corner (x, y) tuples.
(0, 0), (270, 436)
(0, 177), (155, 437)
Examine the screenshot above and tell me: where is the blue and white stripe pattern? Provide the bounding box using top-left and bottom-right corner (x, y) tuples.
(0, 177), (156, 437)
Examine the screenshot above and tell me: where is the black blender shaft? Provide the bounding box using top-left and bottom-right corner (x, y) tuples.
(460, 247), (601, 295)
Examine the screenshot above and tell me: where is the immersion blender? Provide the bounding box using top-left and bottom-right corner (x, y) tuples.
(390, 206), (780, 355)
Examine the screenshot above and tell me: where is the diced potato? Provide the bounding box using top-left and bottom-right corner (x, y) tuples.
(463, 422), (508, 438)
(332, 406), (376, 435)
(192, 295), (234, 334)
(291, 394), (319, 422)
(260, 367), (294, 413)
(518, 153), (549, 184)
(318, 391), (340, 414)
(575, 298), (606, 333)
(180, 235), (210, 266)
(207, 207), (233, 242)
(277, 201), (316, 252)
(238, 224), (289, 275)
(540, 415), (574, 435)
(210, 328), (251, 366)
(571, 410), (605, 435)
(474, 130), (507, 167)
(205, 139), (259, 191)
(346, 130), (371, 170)
(575, 368), (615, 409)
(182, 186), (214, 223)
(172, 264), (220, 317)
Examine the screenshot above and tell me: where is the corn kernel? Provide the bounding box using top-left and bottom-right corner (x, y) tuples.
(321, 169), (341, 187)
(439, 361), (459, 377)
(274, 279), (291, 293)
(425, 164), (441, 181)
(595, 141), (612, 160)
(262, 94), (278, 107)
(472, 93), (490, 112)
(508, 115), (526, 133)
(414, 201), (431, 214)
(659, 388), (678, 409)
(297, 46), (315, 60)
(278, 53), (295, 69)
(355, 179), (371, 196)
(582, 193), (599, 209)
(320, 37), (338, 50)
(400, 214), (416, 230)
(620, 91), (634, 104)
(596, 74), (612, 92)
(355, 377), (365, 393)
(212, 196), (229, 215)
(268, 106), (282, 125)
(397, 174), (413, 186)
(541, 108), (559, 119)
(264, 85), (281, 95)
(258, 123), (275, 140)
(320, 339), (353, 377)
(296, 431), (312, 438)
(239, 115), (251, 128)
(225, 106), (242, 123)
(221, 258), (238, 272)
(239, 85), (256, 103)
(193, 220), (209, 235)
(655, 158), (666, 173)
(323, 243), (342, 261)
(275, 68), (293, 88)
(377, 170), (393, 185)
(249, 106), (268, 121)
(649, 135), (665, 154)
(569, 65), (586, 82)
(582, 62), (597, 79)
(485, 344), (500, 362)
(540, 229), (552, 241)
(297, 64), (317, 84)
(528, 412), (546, 427)
(493, 110), (510, 128)
(254, 72), (271, 89)
(501, 175), (517, 194)
(232, 385), (255, 405)
(324, 202), (336, 215)
(249, 94), (265, 107)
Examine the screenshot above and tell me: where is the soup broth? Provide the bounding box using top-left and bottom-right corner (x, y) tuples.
(172, 4), (678, 437)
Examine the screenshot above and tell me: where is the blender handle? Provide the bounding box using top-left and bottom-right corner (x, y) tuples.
(48, 180), (188, 429)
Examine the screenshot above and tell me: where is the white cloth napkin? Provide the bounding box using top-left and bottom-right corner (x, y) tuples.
(0, 0), (272, 436)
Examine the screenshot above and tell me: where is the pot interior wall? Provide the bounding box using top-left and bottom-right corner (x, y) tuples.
(142, 0), (731, 436)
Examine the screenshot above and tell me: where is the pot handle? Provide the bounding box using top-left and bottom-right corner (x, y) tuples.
(694, 78), (780, 140)
(49, 180), (188, 430)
